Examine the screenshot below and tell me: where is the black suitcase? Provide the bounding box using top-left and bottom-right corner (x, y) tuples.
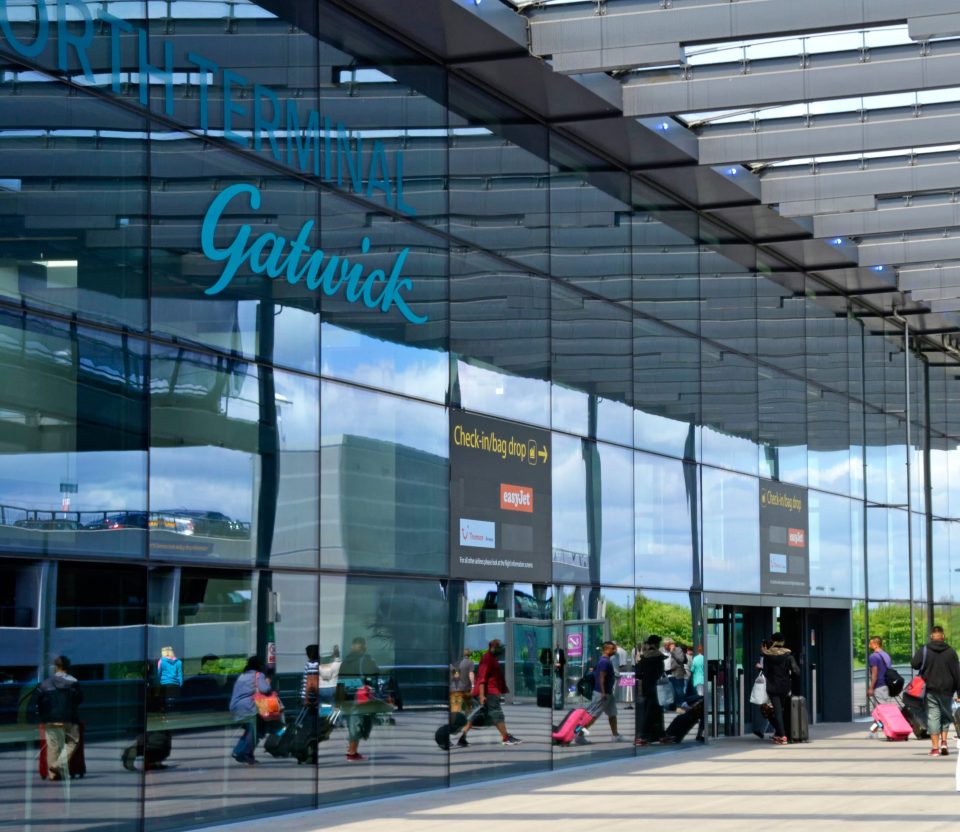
(121, 730), (171, 771)
(434, 710), (468, 749)
(900, 693), (929, 739)
(536, 686), (552, 708)
(789, 696), (809, 743)
(664, 700), (704, 743)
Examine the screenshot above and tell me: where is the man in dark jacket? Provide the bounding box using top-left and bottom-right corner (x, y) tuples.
(635, 635), (667, 746)
(761, 633), (800, 745)
(911, 626), (960, 757)
(35, 655), (83, 780)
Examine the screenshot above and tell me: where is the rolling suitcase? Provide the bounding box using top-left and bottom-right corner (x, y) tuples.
(551, 700), (603, 746)
(435, 700), (488, 750)
(38, 722), (86, 779)
(122, 730), (172, 770)
(788, 696), (809, 743)
(871, 702), (911, 741)
(664, 700), (704, 743)
(900, 693), (929, 739)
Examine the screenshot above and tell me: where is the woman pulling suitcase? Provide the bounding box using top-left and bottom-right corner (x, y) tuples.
(761, 633), (800, 746)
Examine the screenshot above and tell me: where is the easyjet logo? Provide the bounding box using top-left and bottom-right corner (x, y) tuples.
(788, 528), (805, 547)
(500, 484), (533, 513)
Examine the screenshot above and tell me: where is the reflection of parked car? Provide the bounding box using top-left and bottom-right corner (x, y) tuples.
(12, 519), (81, 531)
(85, 512), (149, 531)
(149, 513), (195, 535)
(153, 510), (248, 539)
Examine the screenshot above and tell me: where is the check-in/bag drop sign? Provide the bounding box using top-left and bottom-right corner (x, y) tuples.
(449, 411), (552, 583)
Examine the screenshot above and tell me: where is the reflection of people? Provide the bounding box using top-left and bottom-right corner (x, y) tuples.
(460, 639), (521, 747)
(229, 656), (272, 765)
(910, 625), (960, 757)
(302, 644), (320, 707)
(662, 637), (687, 712)
(35, 656), (82, 781)
(339, 637), (380, 762)
(450, 649), (474, 714)
(635, 636), (666, 747)
(318, 646), (341, 708)
(762, 633), (800, 746)
(581, 641), (623, 742)
(157, 647), (183, 714)
(690, 645), (705, 698)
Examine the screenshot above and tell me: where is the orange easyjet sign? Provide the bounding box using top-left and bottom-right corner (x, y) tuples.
(500, 483), (534, 513)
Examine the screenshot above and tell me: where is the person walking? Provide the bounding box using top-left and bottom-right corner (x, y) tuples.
(761, 632), (800, 745)
(459, 639), (521, 747)
(635, 635), (667, 746)
(157, 647), (183, 714)
(690, 645), (705, 699)
(34, 655), (83, 781)
(579, 641), (623, 743)
(662, 637), (687, 712)
(339, 636), (380, 762)
(911, 625), (960, 757)
(450, 649), (474, 715)
(229, 656), (273, 766)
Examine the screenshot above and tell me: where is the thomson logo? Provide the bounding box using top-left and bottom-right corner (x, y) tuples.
(500, 484), (533, 513)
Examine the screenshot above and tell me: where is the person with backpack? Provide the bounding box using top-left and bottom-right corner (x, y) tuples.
(339, 636), (381, 761)
(761, 632), (800, 746)
(867, 636), (900, 704)
(34, 655), (83, 781)
(910, 625), (960, 757)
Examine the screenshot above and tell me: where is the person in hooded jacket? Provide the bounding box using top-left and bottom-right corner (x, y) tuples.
(761, 632), (799, 745)
(911, 625), (960, 757)
(634, 635), (668, 746)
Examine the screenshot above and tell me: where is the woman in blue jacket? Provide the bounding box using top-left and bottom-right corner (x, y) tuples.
(157, 647), (183, 714)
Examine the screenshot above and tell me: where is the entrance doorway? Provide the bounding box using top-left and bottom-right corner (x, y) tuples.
(706, 603), (851, 736)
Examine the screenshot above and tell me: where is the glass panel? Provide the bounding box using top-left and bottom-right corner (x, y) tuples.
(808, 491), (853, 598)
(552, 436), (634, 587)
(554, 585), (634, 767)
(0, 562), (145, 832)
(0, 311), (148, 559)
(866, 507), (909, 602)
(701, 468), (760, 594)
(319, 574), (447, 803)
(635, 451), (696, 590)
(320, 380), (447, 575)
(449, 580), (551, 783)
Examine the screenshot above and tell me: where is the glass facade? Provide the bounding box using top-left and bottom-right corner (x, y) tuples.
(0, 1), (954, 830)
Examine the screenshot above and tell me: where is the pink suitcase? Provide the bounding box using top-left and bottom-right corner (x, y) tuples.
(872, 702), (911, 741)
(552, 707), (594, 745)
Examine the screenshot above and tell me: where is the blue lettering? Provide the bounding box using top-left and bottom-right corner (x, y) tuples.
(0, 0), (49, 58)
(336, 124), (363, 194)
(138, 28), (174, 115)
(201, 183), (259, 295)
(366, 139), (394, 208)
(285, 102), (320, 176)
(395, 149), (416, 216)
(253, 84), (281, 161)
(57, 0), (94, 82)
(186, 51), (219, 132)
(200, 184), (426, 323)
(323, 116), (332, 181)
(222, 69), (248, 147)
(97, 11), (132, 94)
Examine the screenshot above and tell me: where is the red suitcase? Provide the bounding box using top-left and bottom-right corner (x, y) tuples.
(38, 723), (86, 779)
(872, 703), (911, 741)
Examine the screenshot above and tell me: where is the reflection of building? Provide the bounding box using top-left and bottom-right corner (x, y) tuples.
(1, 0), (960, 829)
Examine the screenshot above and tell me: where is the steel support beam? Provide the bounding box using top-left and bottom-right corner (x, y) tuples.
(698, 101), (960, 166)
(761, 151), (960, 206)
(529, 0), (960, 57)
(624, 40), (960, 118)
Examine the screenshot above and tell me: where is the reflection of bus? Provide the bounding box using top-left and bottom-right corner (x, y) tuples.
(480, 589), (551, 621)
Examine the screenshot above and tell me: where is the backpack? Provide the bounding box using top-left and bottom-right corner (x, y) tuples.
(883, 659), (905, 697)
(576, 671), (595, 699)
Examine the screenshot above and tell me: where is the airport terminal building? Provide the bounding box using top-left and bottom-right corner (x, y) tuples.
(2, 0), (960, 829)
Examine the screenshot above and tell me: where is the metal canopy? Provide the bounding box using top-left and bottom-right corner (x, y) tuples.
(513, 0), (960, 341)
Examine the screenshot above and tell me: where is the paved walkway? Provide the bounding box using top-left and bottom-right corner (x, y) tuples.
(213, 724), (960, 832)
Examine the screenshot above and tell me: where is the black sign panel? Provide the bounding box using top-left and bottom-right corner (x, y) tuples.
(759, 479), (809, 595)
(449, 410), (552, 583)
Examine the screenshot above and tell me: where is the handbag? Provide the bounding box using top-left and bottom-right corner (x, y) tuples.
(749, 672), (770, 706)
(905, 647), (927, 699)
(253, 672), (284, 721)
(655, 676), (674, 708)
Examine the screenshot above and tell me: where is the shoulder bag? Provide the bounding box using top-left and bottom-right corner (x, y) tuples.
(253, 672), (284, 721)
(904, 647), (927, 699)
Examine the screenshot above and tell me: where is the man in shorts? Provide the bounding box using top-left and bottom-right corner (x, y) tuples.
(458, 639), (521, 747)
(579, 641), (623, 743)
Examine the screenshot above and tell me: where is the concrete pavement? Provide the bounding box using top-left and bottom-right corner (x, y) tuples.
(212, 724), (960, 832)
